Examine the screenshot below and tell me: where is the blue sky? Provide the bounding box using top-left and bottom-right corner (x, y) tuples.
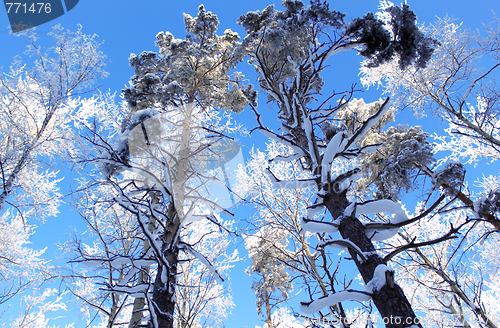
(1, 0), (499, 327)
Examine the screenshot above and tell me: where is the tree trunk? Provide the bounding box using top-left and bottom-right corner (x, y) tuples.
(130, 197), (158, 328)
(129, 272), (147, 327)
(143, 99), (195, 327)
(149, 215), (180, 328)
(323, 191), (422, 328)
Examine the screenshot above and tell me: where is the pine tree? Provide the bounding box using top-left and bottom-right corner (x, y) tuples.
(237, 1), (443, 326)
(359, 11), (500, 327)
(87, 6), (254, 327)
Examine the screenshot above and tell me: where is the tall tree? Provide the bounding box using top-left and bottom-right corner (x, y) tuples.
(360, 14), (500, 229)
(359, 8), (500, 327)
(235, 1), (458, 326)
(64, 184), (239, 327)
(82, 5), (254, 327)
(0, 24), (107, 324)
(239, 140), (354, 326)
(0, 25), (107, 214)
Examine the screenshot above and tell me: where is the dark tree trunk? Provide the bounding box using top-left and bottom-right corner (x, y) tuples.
(323, 191), (422, 328)
(149, 215), (180, 328)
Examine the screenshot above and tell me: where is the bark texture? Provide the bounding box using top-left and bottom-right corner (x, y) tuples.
(323, 191), (422, 328)
(149, 214), (180, 328)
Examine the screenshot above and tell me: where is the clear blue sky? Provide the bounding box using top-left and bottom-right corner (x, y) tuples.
(1, 0), (499, 327)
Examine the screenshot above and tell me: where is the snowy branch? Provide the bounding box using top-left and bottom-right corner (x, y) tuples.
(299, 290), (371, 314)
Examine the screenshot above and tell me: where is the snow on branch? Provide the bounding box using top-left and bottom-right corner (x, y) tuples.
(344, 202), (356, 217)
(296, 95), (320, 169)
(307, 203), (325, 219)
(119, 267), (140, 286)
(356, 199), (405, 215)
(178, 242), (224, 282)
(331, 168), (361, 193)
(355, 199), (408, 241)
(319, 238), (367, 262)
(265, 168), (317, 190)
(364, 194), (447, 232)
(108, 283), (150, 298)
(323, 132), (347, 165)
(345, 97), (392, 149)
(365, 264), (393, 293)
(321, 132), (348, 186)
(300, 290), (371, 314)
(300, 217), (339, 234)
(365, 227), (399, 241)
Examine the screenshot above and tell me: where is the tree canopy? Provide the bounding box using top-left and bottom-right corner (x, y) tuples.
(1, 1), (499, 328)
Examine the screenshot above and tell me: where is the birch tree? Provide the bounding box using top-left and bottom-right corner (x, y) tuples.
(63, 183), (239, 328)
(0, 24), (107, 324)
(174, 220), (239, 328)
(0, 25), (107, 215)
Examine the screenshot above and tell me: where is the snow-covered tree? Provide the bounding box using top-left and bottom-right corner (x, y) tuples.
(0, 212), (47, 310)
(244, 221), (295, 326)
(174, 220), (239, 328)
(0, 24), (107, 324)
(61, 178), (139, 327)
(358, 4), (500, 326)
(0, 25), (107, 215)
(255, 307), (308, 328)
(239, 141), (355, 326)
(77, 6), (253, 328)
(387, 205), (500, 328)
(235, 1), (464, 326)
(62, 181), (239, 328)
(360, 10), (500, 229)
